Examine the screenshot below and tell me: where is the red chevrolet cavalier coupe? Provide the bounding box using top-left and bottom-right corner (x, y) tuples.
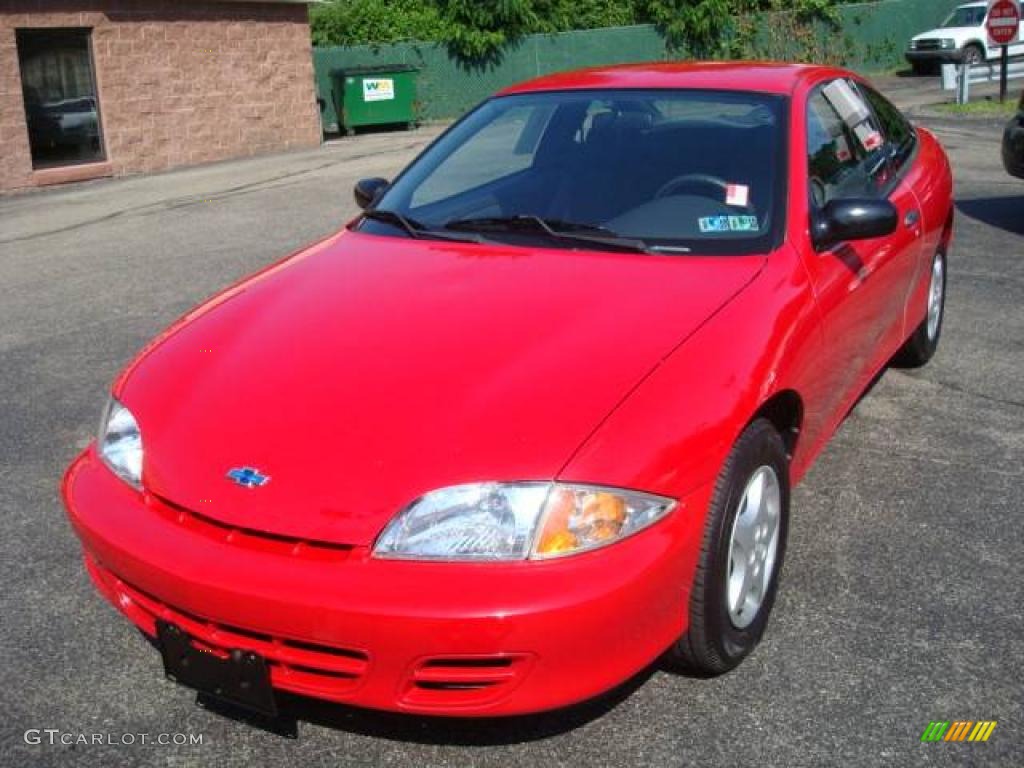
(63, 62), (953, 718)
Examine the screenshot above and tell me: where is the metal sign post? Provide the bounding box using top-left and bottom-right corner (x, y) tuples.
(1003, 45), (1010, 102)
(987, 0), (1021, 102)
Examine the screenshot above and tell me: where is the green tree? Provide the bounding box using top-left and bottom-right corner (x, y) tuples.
(640, 0), (733, 55)
(439, 0), (538, 58)
(310, 0), (846, 61)
(531, 0), (640, 33)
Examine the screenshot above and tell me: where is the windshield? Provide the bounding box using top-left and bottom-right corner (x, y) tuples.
(362, 89), (787, 255)
(942, 6), (986, 27)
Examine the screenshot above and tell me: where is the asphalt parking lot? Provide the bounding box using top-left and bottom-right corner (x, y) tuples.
(1, 81), (1022, 767)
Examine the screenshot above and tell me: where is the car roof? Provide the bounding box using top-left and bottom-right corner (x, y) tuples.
(498, 61), (847, 97)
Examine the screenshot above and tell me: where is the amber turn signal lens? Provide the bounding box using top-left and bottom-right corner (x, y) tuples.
(535, 489), (628, 556)
(536, 488), (578, 554)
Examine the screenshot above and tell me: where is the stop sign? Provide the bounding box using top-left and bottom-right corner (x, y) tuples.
(987, 0), (1021, 46)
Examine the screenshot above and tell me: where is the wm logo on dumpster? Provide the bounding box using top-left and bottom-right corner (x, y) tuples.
(921, 721), (997, 742)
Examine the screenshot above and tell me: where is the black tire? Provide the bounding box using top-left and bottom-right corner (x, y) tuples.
(667, 418), (790, 675)
(893, 248), (946, 368)
(963, 44), (984, 66)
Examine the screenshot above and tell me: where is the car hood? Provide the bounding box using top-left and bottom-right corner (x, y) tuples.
(119, 230), (764, 546)
(912, 27), (978, 40)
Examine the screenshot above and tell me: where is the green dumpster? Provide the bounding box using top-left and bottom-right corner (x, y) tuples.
(330, 65), (418, 135)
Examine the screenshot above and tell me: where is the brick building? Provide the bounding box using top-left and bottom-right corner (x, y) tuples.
(0, 0), (321, 192)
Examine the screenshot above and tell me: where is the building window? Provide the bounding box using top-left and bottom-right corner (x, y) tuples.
(16, 28), (106, 169)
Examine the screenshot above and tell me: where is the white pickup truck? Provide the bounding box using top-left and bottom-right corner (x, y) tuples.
(906, 1), (1024, 73)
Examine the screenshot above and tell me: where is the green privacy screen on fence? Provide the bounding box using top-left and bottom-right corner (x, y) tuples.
(313, 0), (963, 131)
(314, 25), (666, 131)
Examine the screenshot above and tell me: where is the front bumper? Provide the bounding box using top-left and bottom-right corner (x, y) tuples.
(905, 49), (960, 64)
(62, 448), (707, 716)
(1003, 114), (1024, 179)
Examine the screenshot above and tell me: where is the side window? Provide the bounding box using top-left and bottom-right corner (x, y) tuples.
(411, 104), (553, 208)
(859, 84), (917, 174)
(806, 81), (888, 207)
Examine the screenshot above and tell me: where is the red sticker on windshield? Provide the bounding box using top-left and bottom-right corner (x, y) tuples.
(835, 135), (852, 162)
(854, 122), (883, 151)
(726, 184), (749, 207)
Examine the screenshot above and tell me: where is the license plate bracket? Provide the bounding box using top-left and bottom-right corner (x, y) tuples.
(157, 619), (277, 717)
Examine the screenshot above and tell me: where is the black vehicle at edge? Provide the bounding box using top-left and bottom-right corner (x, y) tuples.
(1004, 90), (1024, 179)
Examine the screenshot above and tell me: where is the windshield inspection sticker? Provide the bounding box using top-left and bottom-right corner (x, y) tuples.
(726, 183), (750, 207)
(700, 216), (730, 233)
(822, 78), (883, 153)
(699, 215), (760, 233)
(822, 79), (870, 125)
(835, 134), (852, 162)
(854, 122), (884, 151)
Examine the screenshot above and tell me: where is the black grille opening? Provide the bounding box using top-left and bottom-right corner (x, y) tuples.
(422, 657), (514, 669)
(287, 664), (359, 680)
(415, 680), (497, 691)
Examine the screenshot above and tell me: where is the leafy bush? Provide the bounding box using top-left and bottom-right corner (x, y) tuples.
(728, 0), (846, 64)
(309, 0), (450, 47)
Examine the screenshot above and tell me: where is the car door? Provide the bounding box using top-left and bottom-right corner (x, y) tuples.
(797, 79), (924, 426)
(857, 81), (944, 316)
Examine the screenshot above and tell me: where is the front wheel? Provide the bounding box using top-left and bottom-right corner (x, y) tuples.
(893, 248), (946, 368)
(667, 419), (790, 675)
(962, 44), (984, 66)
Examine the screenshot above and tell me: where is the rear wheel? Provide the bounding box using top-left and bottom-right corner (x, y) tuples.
(667, 419), (789, 675)
(894, 248), (946, 368)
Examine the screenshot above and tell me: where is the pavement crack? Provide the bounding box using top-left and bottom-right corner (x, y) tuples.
(930, 377), (1024, 410)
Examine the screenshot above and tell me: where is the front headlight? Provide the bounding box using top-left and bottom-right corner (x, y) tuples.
(98, 397), (143, 489)
(909, 40), (919, 50)
(373, 482), (675, 561)
(942, 39), (956, 49)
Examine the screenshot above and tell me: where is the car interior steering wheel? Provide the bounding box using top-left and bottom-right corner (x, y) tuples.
(655, 173), (754, 213)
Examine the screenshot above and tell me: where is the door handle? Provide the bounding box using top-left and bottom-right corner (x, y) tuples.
(904, 209), (920, 228)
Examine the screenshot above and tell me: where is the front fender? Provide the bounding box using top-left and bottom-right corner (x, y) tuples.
(557, 244), (824, 500)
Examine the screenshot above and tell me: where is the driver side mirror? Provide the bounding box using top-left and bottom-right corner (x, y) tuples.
(354, 177), (389, 210)
(811, 198), (898, 251)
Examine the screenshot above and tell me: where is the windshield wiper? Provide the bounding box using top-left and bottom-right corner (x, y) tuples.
(361, 208), (485, 244)
(443, 214), (665, 254)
